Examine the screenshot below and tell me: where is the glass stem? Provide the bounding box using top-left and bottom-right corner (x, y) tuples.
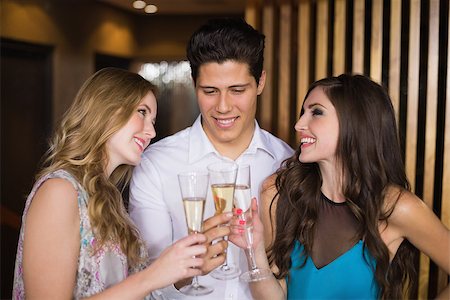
(222, 236), (231, 270)
(246, 247), (258, 271)
(192, 275), (200, 288)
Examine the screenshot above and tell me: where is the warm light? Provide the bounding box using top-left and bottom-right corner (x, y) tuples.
(132, 0), (146, 9)
(144, 4), (158, 14)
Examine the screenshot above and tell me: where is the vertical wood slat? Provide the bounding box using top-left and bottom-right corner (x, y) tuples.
(407, 1), (427, 299)
(389, 0), (402, 125)
(420, 1), (441, 298)
(424, 0), (439, 216)
(261, 2), (275, 131)
(245, 0), (260, 29)
(439, 0), (450, 293)
(333, 0), (346, 76)
(370, 0), (383, 83)
(277, 1), (292, 141)
(297, 0), (311, 133)
(406, 0), (420, 194)
(315, 0), (328, 79)
(353, 0), (365, 74)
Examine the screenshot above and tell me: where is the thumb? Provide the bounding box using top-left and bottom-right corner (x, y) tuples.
(251, 197), (259, 216)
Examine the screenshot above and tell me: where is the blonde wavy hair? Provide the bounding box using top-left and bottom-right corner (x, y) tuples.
(38, 67), (157, 266)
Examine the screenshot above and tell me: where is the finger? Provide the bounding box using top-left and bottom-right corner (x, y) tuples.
(201, 255), (226, 274)
(233, 207), (244, 216)
(178, 233), (207, 246)
(186, 268), (203, 278)
(204, 225), (230, 243)
(188, 257), (205, 268)
(251, 197), (258, 213)
(184, 244), (207, 257)
(205, 240), (227, 258)
(203, 212), (233, 231)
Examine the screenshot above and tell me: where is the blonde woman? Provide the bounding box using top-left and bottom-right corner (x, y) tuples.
(12, 68), (211, 299)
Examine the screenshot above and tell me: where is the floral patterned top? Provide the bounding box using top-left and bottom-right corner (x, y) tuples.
(12, 170), (149, 299)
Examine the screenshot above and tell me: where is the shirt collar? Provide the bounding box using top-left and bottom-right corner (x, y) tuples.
(188, 115), (277, 163)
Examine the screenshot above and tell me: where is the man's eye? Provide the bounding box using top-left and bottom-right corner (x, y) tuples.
(231, 89), (245, 94)
(203, 89), (216, 94)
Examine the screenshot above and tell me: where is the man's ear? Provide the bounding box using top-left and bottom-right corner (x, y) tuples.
(257, 70), (266, 95)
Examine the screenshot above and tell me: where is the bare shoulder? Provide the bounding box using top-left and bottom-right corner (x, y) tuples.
(384, 185), (447, 240)
(384, 185), (428, 225)
(260, 174), (279, 210)
(28, 178), (79, 222)
(261, 174), (277, 197)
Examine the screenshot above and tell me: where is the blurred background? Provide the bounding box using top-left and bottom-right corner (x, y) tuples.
(1, 0), (449, 299)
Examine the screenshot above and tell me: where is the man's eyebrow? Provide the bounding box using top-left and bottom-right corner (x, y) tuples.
(197, 83), (251, 89)
(229, 83), (251, 88)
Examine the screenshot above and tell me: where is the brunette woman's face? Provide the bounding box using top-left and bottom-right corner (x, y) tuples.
(294, 87), (339, 166)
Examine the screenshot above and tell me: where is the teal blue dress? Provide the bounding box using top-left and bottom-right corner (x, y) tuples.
(287, 240), (379, 299)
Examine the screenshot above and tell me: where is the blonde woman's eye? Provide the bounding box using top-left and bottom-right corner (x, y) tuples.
(138, 109), (147, 116)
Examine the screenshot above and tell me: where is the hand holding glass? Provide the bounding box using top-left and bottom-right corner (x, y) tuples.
(234, 164), (272, 282)
(178, 171), (213, 296)
(208, 161), (240, 280)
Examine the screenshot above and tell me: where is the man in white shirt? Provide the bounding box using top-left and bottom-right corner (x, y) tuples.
(129, 18), (293, 300)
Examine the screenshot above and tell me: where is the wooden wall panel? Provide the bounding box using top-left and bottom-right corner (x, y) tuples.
(315, 0), (328, 80)
(297, 0), (310, 124)
(389, 0), (402, 124)
(260, 3), (275, 132)
(251, 0), (449, 297)
(370, 0), (383, 82)
(277, 2), (292, 142)
(333, 0), (346, 76)
(406, 0), (420, 193)
(418, 1), (441, 297)
(441, 1), (450, 292)
(353, 0), (365, 74)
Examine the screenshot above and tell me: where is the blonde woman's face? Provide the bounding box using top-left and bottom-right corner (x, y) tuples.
(106, 91), (157, 176)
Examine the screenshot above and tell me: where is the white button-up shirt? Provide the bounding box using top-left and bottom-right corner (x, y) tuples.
(129, 115), (293, 300)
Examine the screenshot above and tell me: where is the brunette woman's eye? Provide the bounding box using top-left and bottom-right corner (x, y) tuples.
(312, 108), (323, 116)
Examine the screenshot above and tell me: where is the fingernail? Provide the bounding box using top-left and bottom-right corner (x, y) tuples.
(239, 219), (246, 225)
(226, 212), (233, 218)
(236, 208), (243, 215)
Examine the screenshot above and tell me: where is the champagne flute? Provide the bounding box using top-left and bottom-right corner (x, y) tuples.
(234, 164), (272, 282)
(177, 171), (213, 296)
(207, 161), (240, 280)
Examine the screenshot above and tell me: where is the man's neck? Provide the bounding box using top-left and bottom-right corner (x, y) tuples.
(207, 126), (255, 161)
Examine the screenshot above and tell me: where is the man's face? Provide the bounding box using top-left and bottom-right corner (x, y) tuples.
(195, 60), (265, 155)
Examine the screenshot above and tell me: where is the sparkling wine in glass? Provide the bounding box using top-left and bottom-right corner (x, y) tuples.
(178, 171), (213, 296)
(207, 161), (240, 280)
(234, 164), (272, 282)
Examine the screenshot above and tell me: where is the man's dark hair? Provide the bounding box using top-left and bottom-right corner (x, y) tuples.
(186, 17), (265, 85)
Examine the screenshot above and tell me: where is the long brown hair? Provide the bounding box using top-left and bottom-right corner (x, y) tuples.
(38, 67), (157, 266)
(268, 74), (418, 299)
